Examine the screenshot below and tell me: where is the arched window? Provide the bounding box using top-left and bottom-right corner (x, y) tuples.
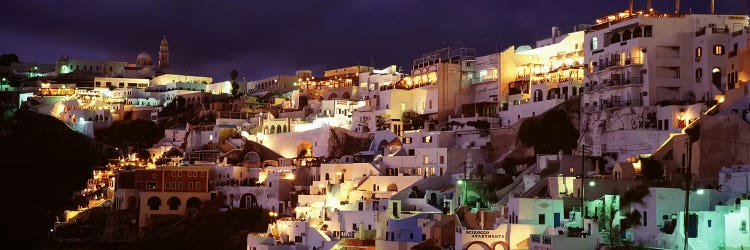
(695, 68), (703, 82)
(147, 196), (161, 210)
(534, 89), (543, 102)
(712, 67), (722, 87)
(696, 47), (702, 58)
(611, 33), (621, 44)
(186, 197), (201, 209)
(713, 45), (725, 55)
(591, 37), (599, 50)
(633, 27), (643, 38)
(622, 30), (632, 40)
(167, 197), (181, 210)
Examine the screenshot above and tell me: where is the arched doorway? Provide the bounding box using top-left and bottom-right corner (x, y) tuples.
(341, 92), (351, 99)
(430, 193), (437, 205)
(239, 193), (258, 208)
(712, 67), (722, 89)
(167, 197), (181, 210)
(387, 183), (398, 192)
(147, 196), (161, 210)
(534, 89), (543, 102)
(328, 93), (338, 100)
(186, 197), (201, 210)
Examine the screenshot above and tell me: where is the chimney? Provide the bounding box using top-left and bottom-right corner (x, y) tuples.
(629, 0), (634, 14)
(675, 0), (680, 14)
(552, 26), (560, 38)
(710, 0), (715, 14)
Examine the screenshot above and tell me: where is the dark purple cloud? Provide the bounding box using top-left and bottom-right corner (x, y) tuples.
(1, 0), (747, 80)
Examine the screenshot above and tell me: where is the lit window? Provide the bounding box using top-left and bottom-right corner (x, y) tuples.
(489, 68), (497, 79)
(403, 137), (412, 144)
(713, 45), (725, 55)
(569, 167), (575, 173)
(423, 136), (432, 143)
(416, 168), (422, 175)
(591, 37), (598, 50)
(400, 102), (406, 111)
(695, 47), (702, 58)
(423, 156), (429, 164)
(146, 182), (157, 189)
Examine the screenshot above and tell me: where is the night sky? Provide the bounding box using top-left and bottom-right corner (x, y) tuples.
(1, 0), (748, 80)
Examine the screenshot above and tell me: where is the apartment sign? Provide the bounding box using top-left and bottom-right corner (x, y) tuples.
(464, 230), (505, 239)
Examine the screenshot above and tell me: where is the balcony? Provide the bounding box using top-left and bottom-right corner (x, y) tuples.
(608, 77), (643, 87)
(608, 98), (643, 108)
(696, 27), (730, 37)
(609, 57), (643, 68)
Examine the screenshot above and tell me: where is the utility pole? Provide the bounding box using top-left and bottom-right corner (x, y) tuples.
(581, 144), (586, 229)
(683, 137), (692, 250)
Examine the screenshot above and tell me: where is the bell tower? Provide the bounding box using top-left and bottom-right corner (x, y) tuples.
(158, 35), (169, 69)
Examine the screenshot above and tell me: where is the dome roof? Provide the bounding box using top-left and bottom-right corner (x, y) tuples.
(137, 52), (152, 60)
(136, 52), (153, 65)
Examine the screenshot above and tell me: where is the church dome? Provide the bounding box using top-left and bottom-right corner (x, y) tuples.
(136, 52), (153, 65)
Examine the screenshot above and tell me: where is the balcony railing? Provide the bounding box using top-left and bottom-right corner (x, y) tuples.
(608, 77), (643, 87)
(583, 98), (642, 113)
(696, 27), (730, 36)
(609, 57), (643, 68)
(378, 81), (436, 91)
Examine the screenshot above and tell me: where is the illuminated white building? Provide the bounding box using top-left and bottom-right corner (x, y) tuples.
(581, 9), (749, 160)
(499, 28), (586, 126)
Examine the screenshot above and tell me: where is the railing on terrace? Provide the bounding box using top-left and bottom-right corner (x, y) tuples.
(472, 77), (498, 83)
(378, 81), (436, 91)
(532, 77), (583, 85)
(732, 29), (745, 37)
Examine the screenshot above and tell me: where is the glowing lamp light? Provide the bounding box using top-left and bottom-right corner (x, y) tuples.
(718, 96), (725, 103)
(457, 180), (464, 185)
(588, 181), (596, 187)
(696, 189), (705, 195)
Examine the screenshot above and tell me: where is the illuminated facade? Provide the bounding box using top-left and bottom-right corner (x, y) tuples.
(55, 56), (127, 76)
(246, 74), (299, 97)
(498, 28), (586, 127)
(581, 10), (749, 161)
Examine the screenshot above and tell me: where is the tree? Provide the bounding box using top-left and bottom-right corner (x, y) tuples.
(639, 158), (663, 181)
(597, 186), (649, 248)
(519, 109), (579, 154)
(230, 70), (239, 97)
(0, 110), (98, 246)
(0, 53), (20, 66)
